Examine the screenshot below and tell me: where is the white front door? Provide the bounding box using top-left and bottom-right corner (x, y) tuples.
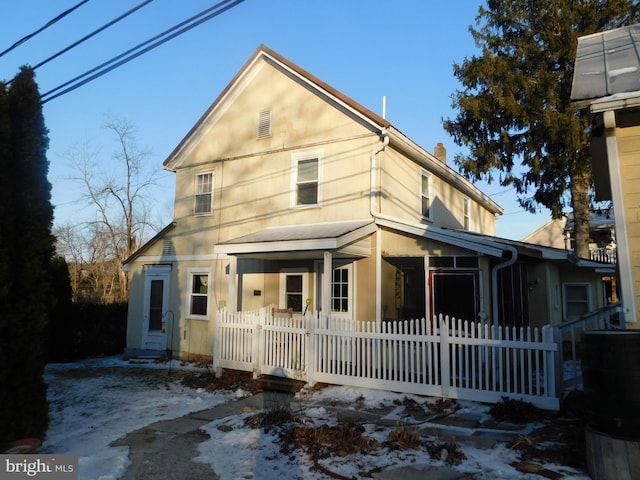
(142, 266), (170, 350)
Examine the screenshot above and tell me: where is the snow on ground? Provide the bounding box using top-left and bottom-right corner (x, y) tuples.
(42, 356), (591, 480)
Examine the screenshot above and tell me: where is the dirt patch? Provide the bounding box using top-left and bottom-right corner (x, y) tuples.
(180, 369), (259, 393)
(501, 392), (587, 472)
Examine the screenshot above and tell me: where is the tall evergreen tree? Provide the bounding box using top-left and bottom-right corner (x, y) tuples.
(444, 0), (640, 258)
(0, 67), (53, 448)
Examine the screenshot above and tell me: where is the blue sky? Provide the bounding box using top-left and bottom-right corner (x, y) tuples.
(1, 0), (552, 240)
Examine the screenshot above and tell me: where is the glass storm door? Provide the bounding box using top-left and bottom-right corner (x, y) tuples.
(143, 268), (170, 350)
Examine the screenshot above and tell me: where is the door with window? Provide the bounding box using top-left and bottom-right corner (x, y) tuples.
(280, 269), (309, 315)
(316, 264), (353, 319)
(142, 266), (170, 350)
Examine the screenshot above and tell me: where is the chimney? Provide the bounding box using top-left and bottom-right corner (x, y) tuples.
(434, 142), (446, 163)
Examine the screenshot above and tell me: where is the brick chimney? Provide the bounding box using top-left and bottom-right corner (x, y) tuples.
(434, 142), (446, 163)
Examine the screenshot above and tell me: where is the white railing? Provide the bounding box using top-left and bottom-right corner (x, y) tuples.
(589, 247), (616, 264)
(554, 302), (623, 395)
(214, 306), (560, 410)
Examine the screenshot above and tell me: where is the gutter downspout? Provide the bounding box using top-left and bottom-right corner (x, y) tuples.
(491, 245), (518, 327)
(371, 130), (390, 324)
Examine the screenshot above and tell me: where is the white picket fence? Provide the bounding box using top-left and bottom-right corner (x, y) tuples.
(214, 306), (559, 410)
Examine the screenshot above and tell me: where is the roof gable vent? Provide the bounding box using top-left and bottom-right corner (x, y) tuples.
(162, 239), (173, 256)
(258, 110), (271, 138)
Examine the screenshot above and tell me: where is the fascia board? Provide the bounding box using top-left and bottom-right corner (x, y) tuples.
(260, 51), (388, 134)
(335, 222), (378, 248)
(215, 238), (338, 255)
(374, 216), (505, 258)
(590, 92), (640, 113)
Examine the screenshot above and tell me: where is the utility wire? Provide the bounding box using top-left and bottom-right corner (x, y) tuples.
(41, 0), (245, 104)
(0, 0), (91, 59)
(32, 0), (155, 73)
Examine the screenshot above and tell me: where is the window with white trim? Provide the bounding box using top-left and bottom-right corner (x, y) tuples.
(421, 170), (431, 219)
(563, 283), (591, 320)
(194, 172), (213, 215)
(187, 269), (210, 319)
(292, 152), (321, 207)
(463, 197), (471, 230)
(280, 269), (309, 313)
(331, 266), (351, 313)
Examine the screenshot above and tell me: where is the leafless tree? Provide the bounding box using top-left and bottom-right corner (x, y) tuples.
(61, 116), (161, 302)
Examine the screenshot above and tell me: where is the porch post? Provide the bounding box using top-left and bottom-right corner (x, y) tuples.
(227, 255), (238, 312)
(322, 251), (332, 318)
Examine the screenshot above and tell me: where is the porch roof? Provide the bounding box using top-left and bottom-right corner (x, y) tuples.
(213, 219), (377, 259)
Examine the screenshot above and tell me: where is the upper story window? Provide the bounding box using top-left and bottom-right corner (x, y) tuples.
(258, 110), (271, 138)
(421, 170), (431, 219)
(194, 172), (213, 215)
(463, 197), (471, 230)
(292, 151), (322, 207)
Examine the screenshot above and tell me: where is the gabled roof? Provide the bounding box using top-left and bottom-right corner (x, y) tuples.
(571, 24), (640, 108)
(121, 222), (176, 268)
(162, 45), (502, 215)
(163, 45), (390, 171)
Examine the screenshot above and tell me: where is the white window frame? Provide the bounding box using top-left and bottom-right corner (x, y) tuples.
(463, 196), (471, 230)
(279, 268), (309, 313)
(291, 151), (322, 208)
(194, 172), (213, 215)
(186, 267), (211, 320)
(421, 170), (432, 220)
(563, 282), (591, 320)
(330, 264), (352, 315)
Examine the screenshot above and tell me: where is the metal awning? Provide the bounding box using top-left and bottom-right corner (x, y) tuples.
(214, 219), (376, 259)
(571, 24), (640, 105)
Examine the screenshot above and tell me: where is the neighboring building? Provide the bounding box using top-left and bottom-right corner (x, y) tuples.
(522, 208), (618, 304)
(123, 45), (614, 360)
(571, 23), (640, 326)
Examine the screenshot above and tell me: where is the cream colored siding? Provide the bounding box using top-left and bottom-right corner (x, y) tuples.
(379, 148), (497, 233)
(617, 126), (640, 323)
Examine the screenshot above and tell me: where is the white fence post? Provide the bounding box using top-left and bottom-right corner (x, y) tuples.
(306, 311), (316, 386)
(213, 309), (223, 377)
(439, 314), (450, 398)
(251, 307), (265, 378)
(543, 325), (557, 400)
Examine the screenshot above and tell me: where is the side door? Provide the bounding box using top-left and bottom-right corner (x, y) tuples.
(142, 266), (170, 350)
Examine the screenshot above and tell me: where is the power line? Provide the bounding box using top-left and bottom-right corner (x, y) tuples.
(41, 0), (245, 104)
(0, 0), (92, 59)
(32, 0), (155, 73)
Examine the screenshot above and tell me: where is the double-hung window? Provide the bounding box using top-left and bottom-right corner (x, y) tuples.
(293, 152), (321, 207)
(421, 170), (431, 219)
(187, 269), (210, 319)
(194, 172), (213, 215)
